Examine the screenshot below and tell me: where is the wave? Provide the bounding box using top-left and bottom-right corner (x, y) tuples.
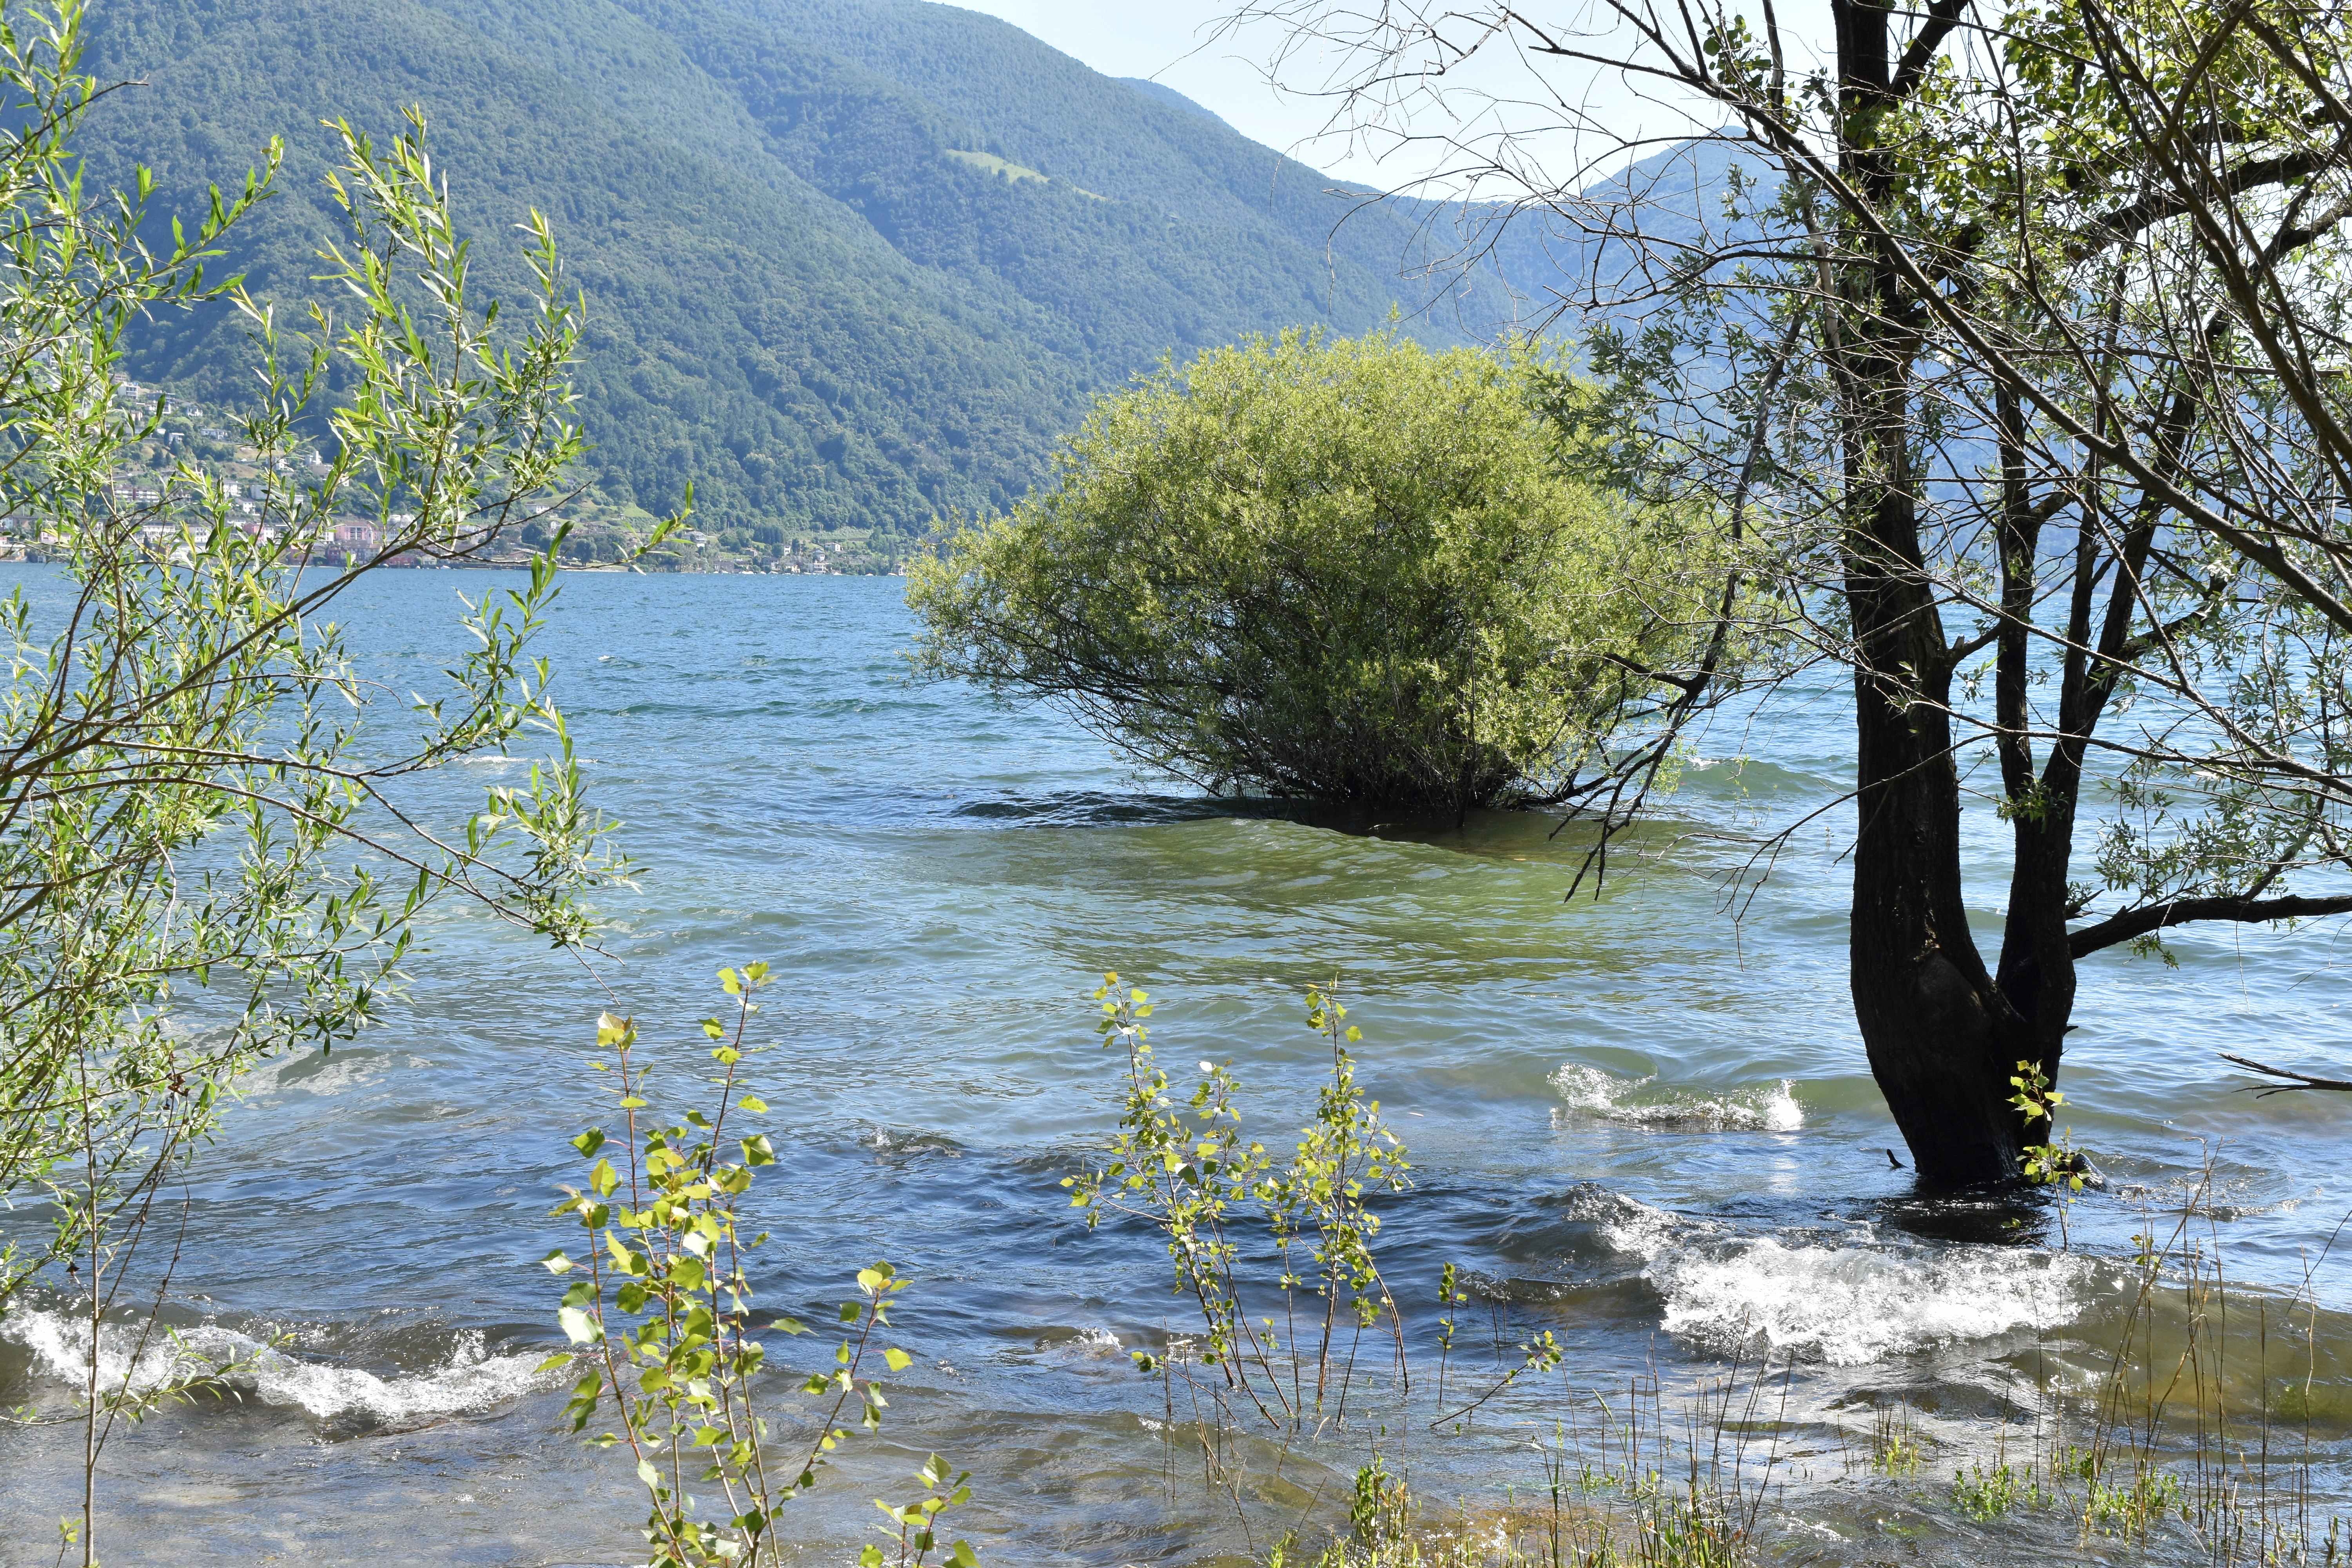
(1551, 1063), (1803, 1131)
(1029, 1325), (1127, 1363)
(1552, 1185), (2094, 1365)
(3, 1311), (554, 1426)
(1648, 1235), (2094, 1365)
(1556, 1183), (1710, 1261)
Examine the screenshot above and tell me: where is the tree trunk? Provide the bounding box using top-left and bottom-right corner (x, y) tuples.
(1842, 479), (2039, 1185)
(1833, 0), (2043, 1187)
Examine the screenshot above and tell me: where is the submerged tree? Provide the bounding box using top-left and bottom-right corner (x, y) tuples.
(909, 330), (1740, 818)
(0, 4), (661, 1552)
(1234, 0), (2352, 1181)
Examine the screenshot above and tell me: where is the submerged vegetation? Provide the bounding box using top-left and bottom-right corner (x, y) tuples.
(1240, 0), (2352, 1187)
(910, 332), (1739, 815)
(1045, 980), (2352, 1568)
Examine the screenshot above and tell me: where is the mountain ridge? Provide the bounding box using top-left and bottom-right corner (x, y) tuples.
(75, 0), (1746, 548)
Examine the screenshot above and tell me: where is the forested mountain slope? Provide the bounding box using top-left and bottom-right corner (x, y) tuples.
(74, 0), (1553, 541)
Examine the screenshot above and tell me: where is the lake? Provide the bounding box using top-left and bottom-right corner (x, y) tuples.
(1, 568), (2348, 1565)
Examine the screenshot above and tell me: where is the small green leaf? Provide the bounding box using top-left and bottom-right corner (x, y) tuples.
(883, 1347), (912, 1372)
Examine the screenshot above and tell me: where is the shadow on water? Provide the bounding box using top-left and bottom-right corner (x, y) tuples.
(949, 789), (1657, 862)
(950, 790), (1325, 828)
(1867, 1187), (2067, 1248)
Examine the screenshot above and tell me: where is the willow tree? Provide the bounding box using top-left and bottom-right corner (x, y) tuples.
(909, 331), (1740, 821)
(1236, 0), (2352, 1182)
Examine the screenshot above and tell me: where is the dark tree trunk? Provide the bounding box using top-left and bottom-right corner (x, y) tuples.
(1832, 0), (2047, 1186)
(1847, 705), (2034, 1186)
(1842, 446), (2039, 1186)
(1992, 382), (2079, 1121)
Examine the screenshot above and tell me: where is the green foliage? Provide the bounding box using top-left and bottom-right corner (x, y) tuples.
(912, 332), (1731, 811)
(1951, 1460), (2051, 1522)
(1062, 974), (1808, 1568)
(1869, 1403), (1924, 1478)
(2083, 1464), (2186, 1537)
(1063, 970), (1413, 1430)
(1567, 0), (2352, 993)
(2007, 1060), (2089, 1195)
(0, 11), (628, 1555)
(548, 965), (977, 1568)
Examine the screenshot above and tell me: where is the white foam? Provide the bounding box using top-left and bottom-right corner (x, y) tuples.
(4, 1312), (553, 1423)
(1650, 1237), (2093, 1365)
(1552, 1064), (1803, 1131)
(1561, 1185), (1698, 1261)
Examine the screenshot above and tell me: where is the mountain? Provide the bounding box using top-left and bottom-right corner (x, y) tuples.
(1117, 78), (1225, 126)
(72, 0), (1556, 546)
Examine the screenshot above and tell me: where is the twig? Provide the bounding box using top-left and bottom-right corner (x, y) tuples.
(2220, 1053), (2352, 1096)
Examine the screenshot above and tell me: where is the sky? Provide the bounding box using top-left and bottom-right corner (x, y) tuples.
(944, 3), (1839, 192)
(941, 2), (1835, 195)
(942, 4), (1385, 179)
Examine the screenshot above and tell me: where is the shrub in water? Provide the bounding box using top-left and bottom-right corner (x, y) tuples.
(909, 331), (1732, 815)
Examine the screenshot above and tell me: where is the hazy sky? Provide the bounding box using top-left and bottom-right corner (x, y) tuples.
(943, 5), (1376, 176)
(945, 4), (1836, 192)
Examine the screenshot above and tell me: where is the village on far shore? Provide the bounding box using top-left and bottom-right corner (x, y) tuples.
(0, 379), (916, 576)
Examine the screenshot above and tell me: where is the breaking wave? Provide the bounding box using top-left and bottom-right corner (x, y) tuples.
(3, 1311), (554, 1425)
(1551, 1064), (1804, 1131)
(1553, 1185), (2095, 1365)
(1648, 1235), (2094, 1364)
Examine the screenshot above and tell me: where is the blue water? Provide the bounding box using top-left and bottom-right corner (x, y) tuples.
(2, 568), (2349, 1564)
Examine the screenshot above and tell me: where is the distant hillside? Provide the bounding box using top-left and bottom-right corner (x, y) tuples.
(73, 0), (1560, 546)
(1118, 78), (1224, 125)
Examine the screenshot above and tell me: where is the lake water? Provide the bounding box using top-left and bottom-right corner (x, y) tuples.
(2, 568), (2350, 1565)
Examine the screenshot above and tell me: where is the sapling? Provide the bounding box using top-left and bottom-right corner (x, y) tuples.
(546, 963), (977, 1568)
(1064, 974), (1414, 1434)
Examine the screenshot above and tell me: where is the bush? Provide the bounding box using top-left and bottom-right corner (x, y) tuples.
(907, 331), (1725, 813)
